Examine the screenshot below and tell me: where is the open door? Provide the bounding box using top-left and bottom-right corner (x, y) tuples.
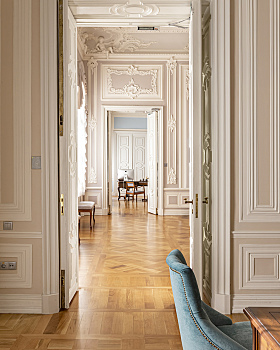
(147, 111), (158, 215)
(58, 2), (79, 308)
(107, 111), (112, 215)
(188, 0), (203, 293)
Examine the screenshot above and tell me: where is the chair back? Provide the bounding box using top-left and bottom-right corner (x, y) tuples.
(166, 249), (247, 350)
(126, 182), (135, 191)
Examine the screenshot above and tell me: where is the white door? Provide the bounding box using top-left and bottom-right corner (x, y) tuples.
(188, 0), (203, 292)
(59, 5), (79, 308)
(117, 134), (133, 170)
(147, 112), (158, 214)
(107, 112), (112, 214)
(133, 133), (147, 180)
(201, 6), (212, 303)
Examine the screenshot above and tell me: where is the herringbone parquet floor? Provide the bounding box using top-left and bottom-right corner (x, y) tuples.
(0, 198), (246, 349)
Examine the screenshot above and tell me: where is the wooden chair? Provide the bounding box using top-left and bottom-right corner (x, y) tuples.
(78, 201), (95, 228)
(126, 182), (145, 201)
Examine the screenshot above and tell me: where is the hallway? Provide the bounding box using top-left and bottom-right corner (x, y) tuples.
(0, 199), (189, 349)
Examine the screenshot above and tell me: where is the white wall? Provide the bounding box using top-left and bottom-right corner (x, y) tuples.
(231, 0), (280, 312)
(84, 56), (190, 215)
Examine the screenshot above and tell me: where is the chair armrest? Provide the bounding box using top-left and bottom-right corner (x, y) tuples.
(202, 301), (232, 326)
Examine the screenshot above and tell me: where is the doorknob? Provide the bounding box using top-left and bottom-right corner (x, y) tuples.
(202, 197), (209, 204)
(184, 198), (193, 204)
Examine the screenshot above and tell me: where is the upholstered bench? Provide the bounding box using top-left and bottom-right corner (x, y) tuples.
(78, 201), (95, 228)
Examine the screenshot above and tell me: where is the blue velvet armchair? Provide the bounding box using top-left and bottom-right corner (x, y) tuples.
(166, 249), (252, 350)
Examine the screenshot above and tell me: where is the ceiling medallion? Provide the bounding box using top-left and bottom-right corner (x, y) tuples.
(110, 0), (159, 18)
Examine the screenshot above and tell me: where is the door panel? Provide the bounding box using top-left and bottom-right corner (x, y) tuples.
(133, 134), (147, 180)
(202, 9), (212, 302)
(117, 134), (132, 170)
(147, 112), (158, 214)
(189, 0), (203, 292)
(59, 4), (79, 308)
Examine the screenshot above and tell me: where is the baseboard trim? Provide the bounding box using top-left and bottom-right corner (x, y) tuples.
(0, 294), (42, 314)
(42, 293), (59, 314)
(163, 208), (189, 216)
(232, 294), (280, 313)
(212, 293), (231, 314)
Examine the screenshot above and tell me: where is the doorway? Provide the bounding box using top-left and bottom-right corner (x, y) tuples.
(102, 106), (164, 216)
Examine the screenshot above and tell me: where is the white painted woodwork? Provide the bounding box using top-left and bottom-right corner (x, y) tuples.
(0, 0), (32, 221)
(0, 244), (32, 289)
(202, 6), (212, 304)
(87, 58), (98, 184)
(239, 0), (280, 222)
(59, 7), (79, 308)
(40, 0), (60, 314)
(118, 134), (133, 170)
(210, 0), (231, 314)
(239, 244), (280, 290)
(147, 112), (158, 215)
(133, 134), (147, 181)
(0, 294), (42, 314)
(113, 131), (147, 195)
(189, 0), (203, 293)
(166, 57), (177, 185)
(102, 64), (163, 101)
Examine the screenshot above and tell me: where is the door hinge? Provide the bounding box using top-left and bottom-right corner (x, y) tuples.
(61, 269), (65, 309)
(60, 194), (64, 216)
(195, 194), (198, 218)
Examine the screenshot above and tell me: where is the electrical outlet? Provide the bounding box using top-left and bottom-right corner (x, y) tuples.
(0, 262), (8, 269)
(0, 261), (17, 270)
(3, 222), (13, 230)
(8, 262), (17, 270)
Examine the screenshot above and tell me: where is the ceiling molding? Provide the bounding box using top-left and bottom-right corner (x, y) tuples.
(110, 0), (160, 18)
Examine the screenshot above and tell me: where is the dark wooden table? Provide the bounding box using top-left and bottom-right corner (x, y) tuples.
(118, 180), (148, 200)
(244, 307), (280, 349)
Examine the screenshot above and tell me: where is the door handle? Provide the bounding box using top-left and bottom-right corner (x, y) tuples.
(202, 197), (209, 204)
(184, 198), (193, 204)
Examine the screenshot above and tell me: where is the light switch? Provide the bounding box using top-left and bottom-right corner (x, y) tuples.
(32, 156), (41, 169)
(3, 222), (13, 230)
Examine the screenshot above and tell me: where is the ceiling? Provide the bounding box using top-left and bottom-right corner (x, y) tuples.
(78, 26), (189, 57)
(69, 0), (192, 27)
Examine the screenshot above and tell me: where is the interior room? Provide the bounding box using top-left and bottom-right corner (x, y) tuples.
(0, 0), (280, 349)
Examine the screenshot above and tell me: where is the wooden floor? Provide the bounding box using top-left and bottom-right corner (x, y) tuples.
(0, 198), (247, 349)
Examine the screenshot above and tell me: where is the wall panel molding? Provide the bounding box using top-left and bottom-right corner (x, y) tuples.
(40, 0), (59, 314)
(0, 243), (32, 288)
(87, 58), (98, 184)
(102, 64), (162, 101)
(166, 57), (177, 184)
(164, 188), (189, 215)
(239, 244), (280, 289)
(239, 0), (280, 222)
(232, 294), (280, 313)
(0, 0), (32, 221)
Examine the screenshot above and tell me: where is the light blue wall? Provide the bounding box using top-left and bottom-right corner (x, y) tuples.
(114, 117), (147, 130)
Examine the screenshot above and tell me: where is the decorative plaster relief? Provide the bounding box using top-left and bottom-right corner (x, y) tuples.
(78, 27), (156, 56)
(88, 114), (97, 130)
(166, 56), (177, 75)
(202, 56), (211, 91)
(68, 131), (77, 177)
(203, 132), (211, 180)
(88, 57), (98, 74)
(186, 70), (190, 100)
(168, 114), (176, 132)
(110, 0), (159, 18)
(102, 64), (162, 100)
(168, 168), (177, 185)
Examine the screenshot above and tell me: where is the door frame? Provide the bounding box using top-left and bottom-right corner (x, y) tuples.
(40, 0), (231, 314)
(190, 0), (231, 314)
(209, 0), (231, 313)
(101, 105), (164, 215)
